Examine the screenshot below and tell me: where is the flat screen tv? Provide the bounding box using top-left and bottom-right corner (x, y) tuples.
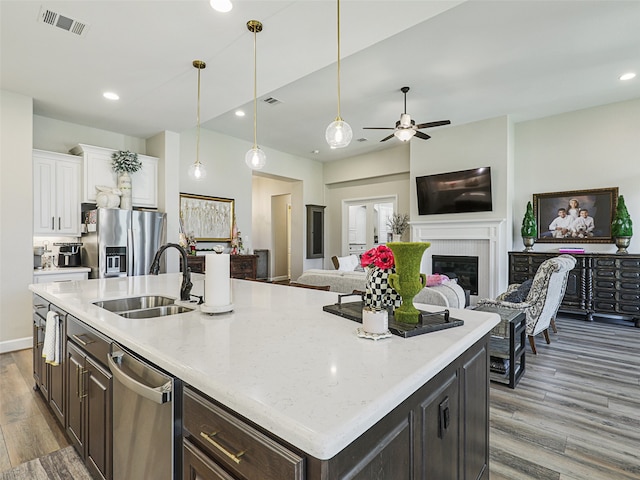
(416, 167), (492, 215)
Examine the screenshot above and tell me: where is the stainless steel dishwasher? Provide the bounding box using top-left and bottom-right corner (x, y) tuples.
(107, 343), (180, 479)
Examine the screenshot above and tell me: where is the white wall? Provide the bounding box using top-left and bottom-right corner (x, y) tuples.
(410, 116), (512, 227)
(0, 90), (33, 351)
(33, 115), (146, 154)
(514, 98), (640, 253)
(181, 127), (324, 279)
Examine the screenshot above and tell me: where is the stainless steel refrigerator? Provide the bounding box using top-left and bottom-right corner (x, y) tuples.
(82, 208), (167, 279)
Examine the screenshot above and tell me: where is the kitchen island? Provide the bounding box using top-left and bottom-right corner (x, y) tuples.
(30, 273), (499, 479)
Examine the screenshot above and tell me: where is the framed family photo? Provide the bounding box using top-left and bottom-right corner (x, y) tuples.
(179, 193), (234, 241)
(533, 187), (618, 244)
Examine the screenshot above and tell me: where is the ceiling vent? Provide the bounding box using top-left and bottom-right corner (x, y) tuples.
(263, 97), (282, 105)
(356, 138), (368, 142)
(38, 6), (88, 37)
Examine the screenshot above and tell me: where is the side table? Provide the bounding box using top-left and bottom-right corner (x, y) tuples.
(473, 305), (526, 388)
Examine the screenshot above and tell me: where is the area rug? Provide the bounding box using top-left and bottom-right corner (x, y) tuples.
(0, 446), (92, 480)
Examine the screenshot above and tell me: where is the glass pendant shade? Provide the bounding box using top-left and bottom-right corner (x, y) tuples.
(325, 119), (353, 149)
(245, 147), (266, 170)
(188, 161), (207, 180)
(394, 128), (416, 142)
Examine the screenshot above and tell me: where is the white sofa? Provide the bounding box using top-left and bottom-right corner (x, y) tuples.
(294, 269), (467, 308)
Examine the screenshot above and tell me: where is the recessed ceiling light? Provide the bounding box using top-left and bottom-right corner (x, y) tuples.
(312, 149), (320, 154)
(619, 72), (636, 81)
(103, 92), (119, 100)
(235, 110), (245, 117)
(210, 0), (232, 13)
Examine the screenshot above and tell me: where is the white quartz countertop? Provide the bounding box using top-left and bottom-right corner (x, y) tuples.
(33, 267), (91, 276)
(29, 273), (499, 460)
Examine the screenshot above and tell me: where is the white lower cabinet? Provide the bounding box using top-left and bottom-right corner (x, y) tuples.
(33, 150), (81, 236)
(69, 143), (158, 208)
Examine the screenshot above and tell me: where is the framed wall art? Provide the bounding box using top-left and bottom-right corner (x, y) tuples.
(533, 187), (618, 243)
(179, 193), (234, 241)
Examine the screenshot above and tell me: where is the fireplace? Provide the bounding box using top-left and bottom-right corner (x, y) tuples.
(411, 218), (507, 302)
(432, 255), (479, 295)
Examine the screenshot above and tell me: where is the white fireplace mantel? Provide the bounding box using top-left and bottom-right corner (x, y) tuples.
(411, 218), (507, 302)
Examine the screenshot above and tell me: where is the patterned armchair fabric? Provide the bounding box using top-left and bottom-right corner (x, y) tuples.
(477, 254), (577, 353)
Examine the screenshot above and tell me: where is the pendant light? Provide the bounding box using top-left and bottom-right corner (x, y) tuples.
(188, 60), (207, 180)
(245, 20), (266, 170)
(325, 0), (352, 149)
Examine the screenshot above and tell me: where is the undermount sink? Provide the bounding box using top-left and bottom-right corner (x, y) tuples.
(94, 295), (176, 313)
(118, 305), (194, 319)
(93, 295), (194, 318)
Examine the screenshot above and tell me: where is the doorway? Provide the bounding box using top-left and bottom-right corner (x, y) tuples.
(342, 196), (397, 256)
(272, 194), (291, 281)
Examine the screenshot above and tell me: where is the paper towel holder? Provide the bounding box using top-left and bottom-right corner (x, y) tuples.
(201, 303), (234, 314)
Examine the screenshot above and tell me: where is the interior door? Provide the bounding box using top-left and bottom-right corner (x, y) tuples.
(343, 197), (397, 256)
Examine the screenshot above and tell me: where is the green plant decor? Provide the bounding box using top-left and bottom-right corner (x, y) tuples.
(611, 195), (633, 237)
(521, 201), (537, 238)
(111, 150), (142, 174)
(387, 242), (430, 324)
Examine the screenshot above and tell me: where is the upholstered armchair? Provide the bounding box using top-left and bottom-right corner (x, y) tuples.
(477, 254), (576, 354)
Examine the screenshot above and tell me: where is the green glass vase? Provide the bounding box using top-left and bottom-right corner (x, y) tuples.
(387, 242), (430, 324)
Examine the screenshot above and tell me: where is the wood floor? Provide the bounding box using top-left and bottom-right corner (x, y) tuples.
(1, 314), (639, 478)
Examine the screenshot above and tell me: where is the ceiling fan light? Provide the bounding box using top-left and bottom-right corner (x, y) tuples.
(326, 119), (353, 149)
(245, 146), (266, 170)
(188, 161), (207, 180)
(394, 128), (416, 142)
(210, 0), (232, 13)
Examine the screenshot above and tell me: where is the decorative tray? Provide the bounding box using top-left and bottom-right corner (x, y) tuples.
(323, 297), (464, 338)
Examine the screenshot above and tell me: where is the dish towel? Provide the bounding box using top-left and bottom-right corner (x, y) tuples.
(43, 311), (61, 366)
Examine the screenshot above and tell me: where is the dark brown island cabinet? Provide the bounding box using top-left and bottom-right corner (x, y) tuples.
(182, 335), (490, 480)
(33, 294), (491, 480)
(509, 252), (640, 327)
(33, 295), (112, 480)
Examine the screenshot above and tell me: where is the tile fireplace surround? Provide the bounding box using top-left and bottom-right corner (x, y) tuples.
(411, 219), (507, 304)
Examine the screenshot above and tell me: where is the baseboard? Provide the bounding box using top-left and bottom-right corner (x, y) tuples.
(271, 275), (289, 283)
(0, 336), (33, 354)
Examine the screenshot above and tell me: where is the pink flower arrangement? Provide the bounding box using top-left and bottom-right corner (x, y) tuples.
(361, 245), (395, 270)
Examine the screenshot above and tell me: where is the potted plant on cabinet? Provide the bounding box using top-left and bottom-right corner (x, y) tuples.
(611, 194), (633, 254)
(521, 201), (537, 251)
(111, 150), (141, 210)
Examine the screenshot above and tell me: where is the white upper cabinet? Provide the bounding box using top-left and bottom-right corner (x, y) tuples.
(33, 149), (81, 236)
(69, 144), (158, 208)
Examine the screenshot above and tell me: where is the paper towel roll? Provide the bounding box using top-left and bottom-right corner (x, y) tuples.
(205, 254), (231, 308)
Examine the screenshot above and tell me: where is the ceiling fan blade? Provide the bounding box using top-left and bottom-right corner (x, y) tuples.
(415, 120), (451, 129)
(380, 133), (395, 142)
(363, 127), (394, 130)
(414, 131), (431, 140)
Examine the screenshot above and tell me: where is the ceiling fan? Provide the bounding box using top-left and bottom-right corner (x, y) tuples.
(363, 86), (451, 142)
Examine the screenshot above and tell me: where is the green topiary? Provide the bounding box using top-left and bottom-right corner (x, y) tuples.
(521, 201), (537, 237)
(611, 195), (633, 237)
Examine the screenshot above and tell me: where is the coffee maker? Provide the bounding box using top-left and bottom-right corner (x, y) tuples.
(34, 246), (44, 269)
(56, 242), (82, 267)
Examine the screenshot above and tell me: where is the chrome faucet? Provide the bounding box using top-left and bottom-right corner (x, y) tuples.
(149, 243), (193, 301)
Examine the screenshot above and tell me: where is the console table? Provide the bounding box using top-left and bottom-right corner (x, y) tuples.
(509, 252), (640, 327)
(474, 305), (526, 388)
(186, 254), (258, 279)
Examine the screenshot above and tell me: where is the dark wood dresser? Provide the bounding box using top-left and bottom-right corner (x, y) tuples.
(186, 254), (257, 279)
(508, 251), (640, 327)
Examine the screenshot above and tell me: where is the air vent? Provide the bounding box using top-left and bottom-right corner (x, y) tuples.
(356, 138), (368, 142)
(38, 6), (88, 37)
(263, 97), (282, 105)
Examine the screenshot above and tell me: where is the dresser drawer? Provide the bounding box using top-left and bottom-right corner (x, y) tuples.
(183, 387), (304, 480)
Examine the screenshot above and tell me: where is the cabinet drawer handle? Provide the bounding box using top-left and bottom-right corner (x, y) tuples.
(51, 216), (55, 230)
(58, 217), (61, 230)
(71, 334), (94, 346)
(199, 431), (246, 464)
